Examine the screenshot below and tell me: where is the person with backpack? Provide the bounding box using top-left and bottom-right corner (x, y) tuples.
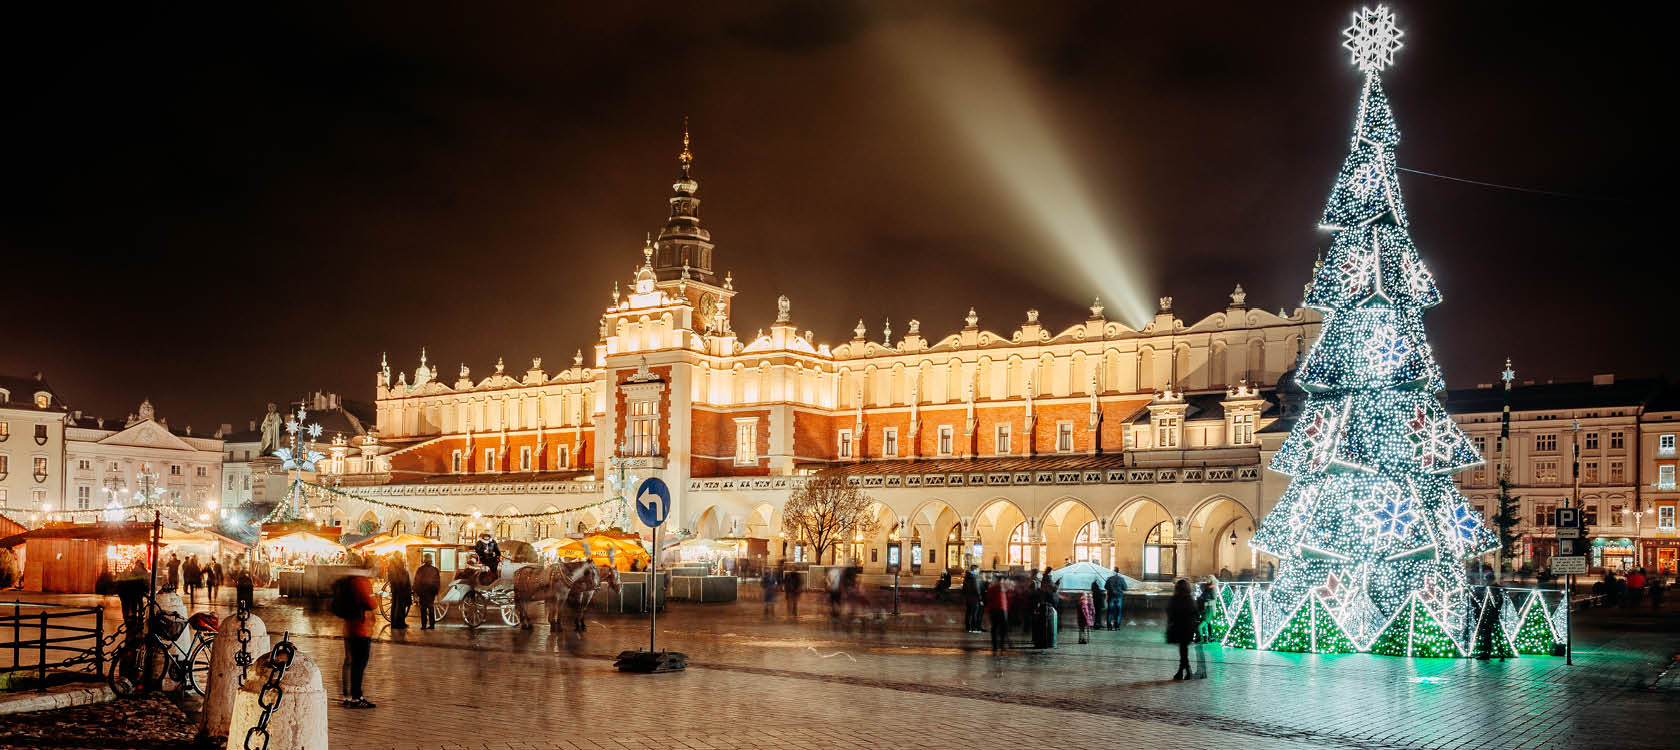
(333, 572), (378, 708)
(1104, 572), (1127, 629)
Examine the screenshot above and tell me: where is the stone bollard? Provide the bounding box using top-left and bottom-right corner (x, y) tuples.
(227, 642), (328, 750)
(202, 610), (270, 742)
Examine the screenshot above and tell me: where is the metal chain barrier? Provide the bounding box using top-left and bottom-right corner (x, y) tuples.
(242, 634), (295, 750)
(234, 601), (254, 683)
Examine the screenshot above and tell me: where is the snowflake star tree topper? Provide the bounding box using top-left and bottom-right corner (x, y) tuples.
(1343, 5), (1404, 74)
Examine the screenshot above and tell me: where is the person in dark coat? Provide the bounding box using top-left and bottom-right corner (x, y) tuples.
(1196, 580), (1217, 642)
(1090, 580), (1107, 632)
(1474, 573), (1506, 661)
(182, 556), (202, 605)
(387, 553), (412, 629)
(761, 566), (781, 616)
(1166, 579), (1199, 680)
(413, 555), (442, 630)
(165, 553), (181, 591)
(235, 565), (255, 611)
(207, 560), (224, 602)
(117, 561), (149, 625)
(474, 533), (502, 579)
(1105, 572), (1126, 629)
(782, 567), (803, 617)
(962, 565), (983, 633)
(933, 570), (952, 603)
(984, 577), (1011, 651)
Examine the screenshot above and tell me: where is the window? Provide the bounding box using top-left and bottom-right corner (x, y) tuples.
(1583, 461), (1599, 484)
(1056, 422), (1074, 453)
(77, 459), (90, 471)
(242, 476), (250, 490)
(995, 424), (1011, 455)
(169, 464), (182, 476)
(519, 446), (532, 471)
(1534, 460), (1559, 484)
(0, 454), (8, 478)
(0, 489), (6, 508)
(1661, 465), (1676, 491)
(1534, 433), (1557, 452)
(1610, 503), (1625, 522)
(1231, 413), (1256, 445)
(938, 425), (954, 456)
(1662, 434), (1677, 456)
(451, 450), (463, 473)
(1585, 432), (1599, 450)
(1534, 504), (1555, 527)
(1583, 503), (1598, 527)
(34, 393), (49, 409)
(1658, 505), (1676, 532)
(227, 475), (234, 490)
(75, 485), (90, 510)
(1610, 460), (1626, 484)
(734, 419), (758, 465)
(32, 489), (46, 506)
(33, 456), (47, 482)
(556, 445), (570, 468)
(882, 427), (898, 458)
(1471, 464), (1488, 486)
(628, 398), (658, 456)
(1007, 523), (1033, 565)
(0, 422), (7, 440)
(1609, 431), (1625, 450)
(1157, 415), (1180, 449)
(837, 429), (853, 459)
(1073, 521), (1101, 563)
(483, 448), (496, 472)
(33, 424), (47, 445)
(195, 466), (207, 478)
(107, 461), (119, 472)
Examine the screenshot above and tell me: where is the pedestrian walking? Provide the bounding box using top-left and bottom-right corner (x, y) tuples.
(413, 554), (441, 630)
(1090, 580), (1107, 632)
(984, 577), (1011, 652)
(782, 566), (803, 617)
(208, 560), (223, 602)
(1076, 591), (1094, 644)
(333, 571), (378, 708)
(1166, 579), (1199, 680)
(1104, 572), (1127, 629)
(1627, 569), (1647, 609)
(235, 565), (255, 611)
(165, 553), (180, 591)
(1196, 579), (1217, 643)
(388, 554), (412, 630)
(182, 556), (201, 606)
(962, 565), (983, 633)
(1651, 576), (1666, 611)
(761, 566), (781, 617)
(117, 561), (149, 625)
(1474, 573), (1506, 661)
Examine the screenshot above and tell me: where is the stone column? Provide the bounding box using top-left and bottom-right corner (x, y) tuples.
(1099, 536), (1114, 569)
(1174, 539), (1191, 579)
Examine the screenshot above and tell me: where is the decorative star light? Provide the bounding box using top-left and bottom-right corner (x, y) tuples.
(1301, 408), (1343, 471)
(1343, 5), (1404, 74)
(1400, 255), (1436, 299)
(1365, 489), (1419, 538)
(1406, 406), (1457, 471)
(1336, 246), (1379, 297)
(1316, 571), (1344, 606)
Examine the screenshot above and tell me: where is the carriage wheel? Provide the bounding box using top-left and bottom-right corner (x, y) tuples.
(433, 602), (448, 623)
(462, 594), (485, 629)
(377, 583), (391, 622)
(500, 604), (520, 627)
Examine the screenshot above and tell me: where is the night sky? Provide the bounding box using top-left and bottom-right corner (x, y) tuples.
(1, 2), (1669, 431)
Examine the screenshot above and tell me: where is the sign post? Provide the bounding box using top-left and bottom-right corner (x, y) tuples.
(615, 477), (686, 673)
(1553, 504), (1583, 665)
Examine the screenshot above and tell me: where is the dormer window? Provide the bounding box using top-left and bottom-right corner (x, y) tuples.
(1156, 416), (1181, 449)
(1231, 413), (1256, 445)
(33, 392), (50, 409)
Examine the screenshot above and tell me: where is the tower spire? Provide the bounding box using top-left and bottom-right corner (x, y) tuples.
(652, 117), (716, 283)
(679, 116), (693, 178)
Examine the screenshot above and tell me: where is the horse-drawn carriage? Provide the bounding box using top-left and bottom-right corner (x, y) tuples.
(379, 560), (619, 630)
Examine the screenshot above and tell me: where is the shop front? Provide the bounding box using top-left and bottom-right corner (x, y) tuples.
(1638, 539), (1680, 576)
(1591, 537), (1636, 572)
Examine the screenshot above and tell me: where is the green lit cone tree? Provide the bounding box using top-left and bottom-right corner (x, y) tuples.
(1248, 6), (1500, 653)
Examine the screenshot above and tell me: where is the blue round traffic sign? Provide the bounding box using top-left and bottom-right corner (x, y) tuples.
(634, 477), (671, 528)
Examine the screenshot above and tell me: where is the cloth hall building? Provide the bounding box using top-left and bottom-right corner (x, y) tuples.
(333, 134), (1323, 581)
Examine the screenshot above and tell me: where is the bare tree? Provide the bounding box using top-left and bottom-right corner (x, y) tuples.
(780, 471), (879, 565)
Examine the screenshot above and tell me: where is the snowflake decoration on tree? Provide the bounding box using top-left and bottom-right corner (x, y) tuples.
(1343, 5), (1404, 74)
(1400, 255), (1435, 299)
(1287, 487), (1318, 532)
(274, 405), (326, 472)
(1363, 324), (1410, 371)
(1362, 486), (1419, 539)
(1448, 505), (1482, 543)
(1351, 163), (1385, 200)
(1300, 408), (1343, 470)
(1405, 405), (1457, 471)
(1316, 570), (1344, 607)
(1336, 245), (1379, 298)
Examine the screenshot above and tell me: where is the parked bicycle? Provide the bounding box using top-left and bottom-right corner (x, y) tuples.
(107, 608), (218, 697)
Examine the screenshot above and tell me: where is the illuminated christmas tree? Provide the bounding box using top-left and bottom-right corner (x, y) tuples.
(1248, 6), (1500, 653)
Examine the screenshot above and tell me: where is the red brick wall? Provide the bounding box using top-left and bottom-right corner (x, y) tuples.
(384, 428), (595, 476)
(690, 406), (771, 476)
(792, 411), (838, 460)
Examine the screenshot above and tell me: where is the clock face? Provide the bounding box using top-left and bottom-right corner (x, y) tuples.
(699, 293), (718, 321)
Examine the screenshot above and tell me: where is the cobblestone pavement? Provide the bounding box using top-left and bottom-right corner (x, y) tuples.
(5, 588), (1676, 749)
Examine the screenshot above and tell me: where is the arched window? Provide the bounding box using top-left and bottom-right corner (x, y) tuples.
(1073, 521), (1101, 563)
(389, 520), (405, 536)
(1008, 523), (1032, 566)
(423, 521), (440, 539)
(1143, 521), (1176, 579)
(494, 520), (511, 540)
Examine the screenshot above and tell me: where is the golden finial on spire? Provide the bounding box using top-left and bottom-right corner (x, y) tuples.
(679, 116), (693, 176)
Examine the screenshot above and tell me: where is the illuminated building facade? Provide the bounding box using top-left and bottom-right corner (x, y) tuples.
(351, 132), (1324, 579)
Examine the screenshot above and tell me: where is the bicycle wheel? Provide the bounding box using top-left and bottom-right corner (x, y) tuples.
(108, 640), (146, 698)
(188, 638), (213, 695)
